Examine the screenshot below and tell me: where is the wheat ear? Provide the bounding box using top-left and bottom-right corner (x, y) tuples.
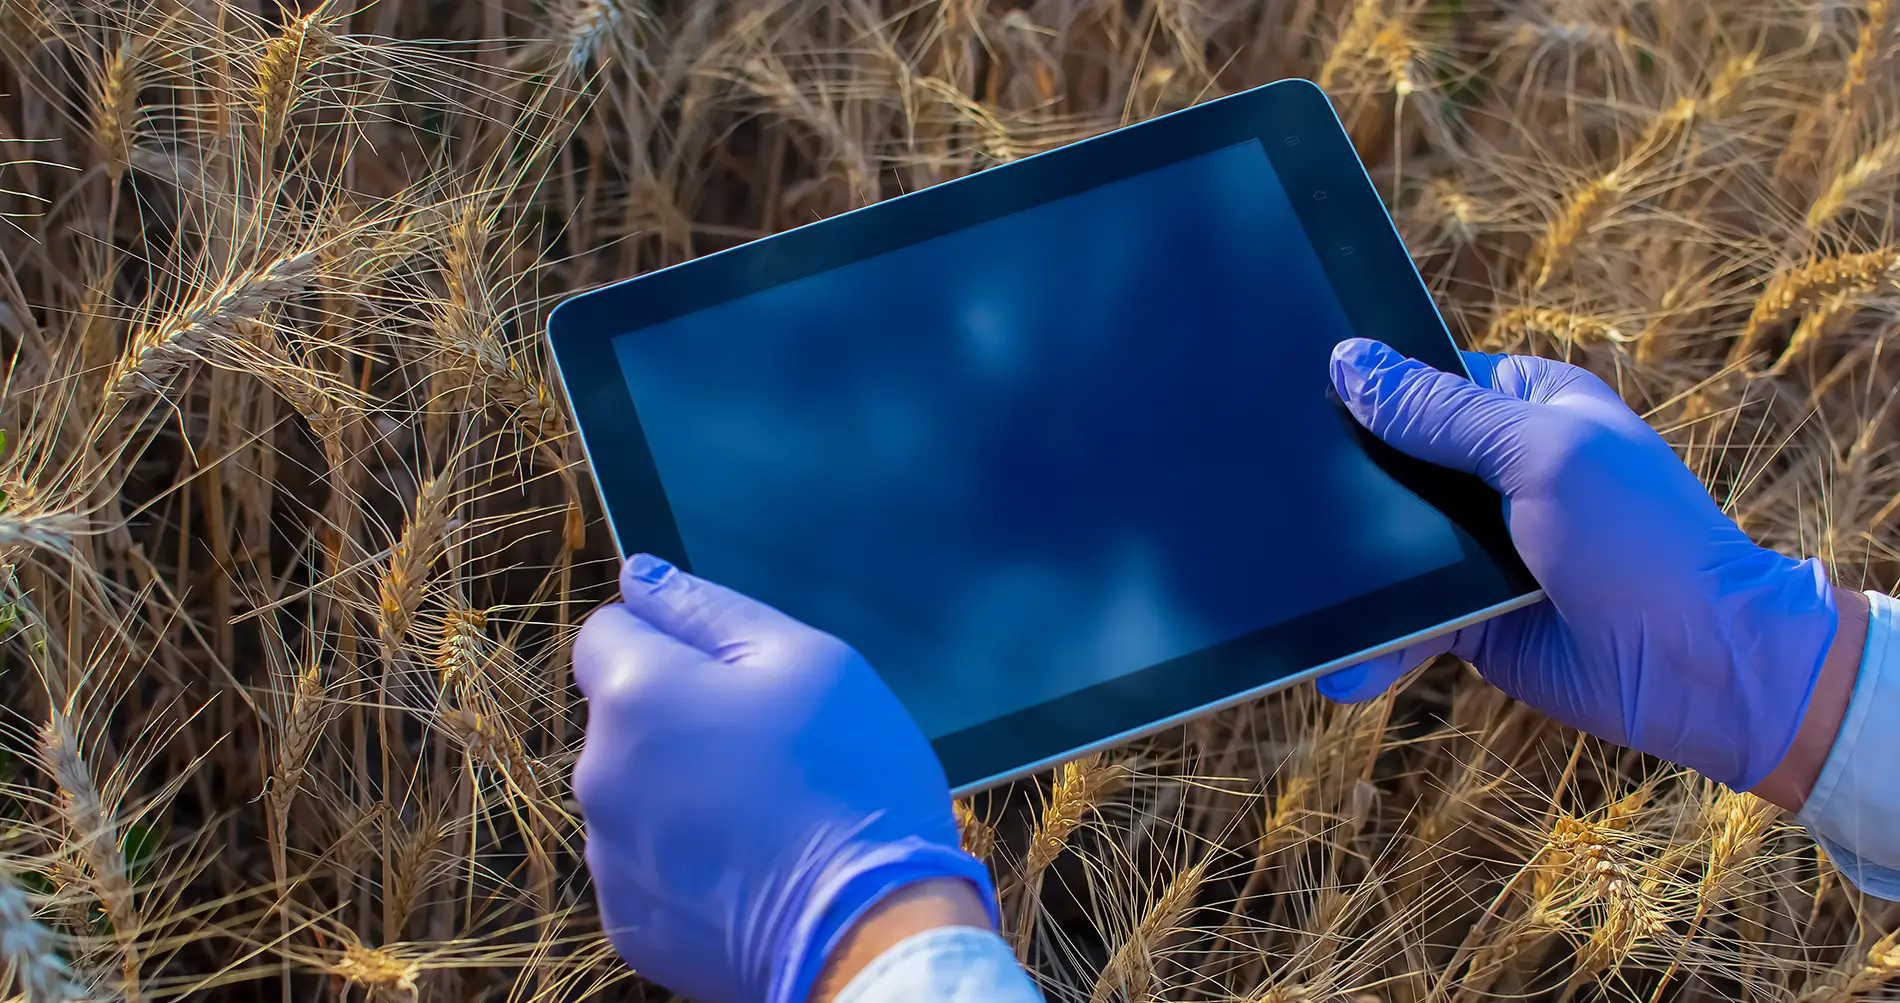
(106, 250), (319, 410)
(0, 0), (55, 63)
(1525, 59), (1754, 293)
(0, 867), (84, 1003)
(1012, 753), (1125, 959)
(1808, 134), (1900, 232)
(442, 705), (540, 791)
(0, 513), (85, 560)
(953, 800), (995, 862)
(268, 663), (330, 822)
(1484, 307), (1629, 351)
(1088, 859), (1210, 1003)
(1769, 293), (1861, 376)
(40, 712), (138, 1002)
(557, 0), (634, 72)
(331, 944), (419, 996)
(1698, 789), (1774, 903)
(378, 474), (456, 648)
(1525, 174), (1625, 290)
(91, 37), (141, 184)
(435, 603), (487, 693)
(1799, 933), (1900, 1002)
(1731, 249), (1897, 368)
(1838, 0), (1892, 116)
(1318, 0), (1387, 91)
(434, 205), (565, 440)
(1023, 754), (1124, 877)
(386, 812), (446, 937)
(252, 6), (335, 153)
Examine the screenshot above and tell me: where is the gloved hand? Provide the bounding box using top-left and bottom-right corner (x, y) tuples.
(1318, 338), (1839, 791)
(572, 554), (997, 1003)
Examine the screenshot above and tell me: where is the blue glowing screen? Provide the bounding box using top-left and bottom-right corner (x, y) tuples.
(612, 139), (1461, 738)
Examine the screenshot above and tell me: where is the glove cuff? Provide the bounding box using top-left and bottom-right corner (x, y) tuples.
(1702, 553), (1839, 791)
(766, 837), (998, 1003)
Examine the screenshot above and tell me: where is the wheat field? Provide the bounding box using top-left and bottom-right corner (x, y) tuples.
(0, 0), (1894, 1000)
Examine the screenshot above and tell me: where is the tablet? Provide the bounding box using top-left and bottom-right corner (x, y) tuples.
(548, 78), (1540, 794)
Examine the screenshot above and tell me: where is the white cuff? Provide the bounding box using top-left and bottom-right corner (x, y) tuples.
(1796, 591), (1900, 900)
(833, 926), (1044, 1003)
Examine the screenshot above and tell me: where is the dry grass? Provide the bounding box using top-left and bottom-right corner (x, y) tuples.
(0, 0), (1894, 1000)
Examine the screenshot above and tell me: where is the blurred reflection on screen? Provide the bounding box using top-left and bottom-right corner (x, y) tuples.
(613, 139), (1461, 738)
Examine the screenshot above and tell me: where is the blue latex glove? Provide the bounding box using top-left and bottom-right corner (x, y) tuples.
(572, 554), (998, 1003)
(1318, 338), (1838, 791)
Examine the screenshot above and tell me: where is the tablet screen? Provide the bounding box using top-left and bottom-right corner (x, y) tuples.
(610, 138), (1465, 740)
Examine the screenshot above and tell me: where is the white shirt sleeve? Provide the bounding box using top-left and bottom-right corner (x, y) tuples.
(832, 926), (1045, 1003)
(1796, 590), (1900, 900)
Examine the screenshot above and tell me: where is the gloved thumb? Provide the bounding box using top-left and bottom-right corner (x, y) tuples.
(619, 554), (814, 661)
(1330, 338), (1536, 490)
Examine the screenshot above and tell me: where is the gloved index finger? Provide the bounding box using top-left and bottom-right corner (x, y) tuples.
(619, 554), (824, 663)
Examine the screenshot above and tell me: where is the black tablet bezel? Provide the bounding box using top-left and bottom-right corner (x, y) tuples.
(548, 78), (1541, 793)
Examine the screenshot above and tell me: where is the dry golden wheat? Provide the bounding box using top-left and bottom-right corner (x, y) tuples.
(0, 1), (1895, 999)
(1808, 133), (1900, 232)
(106, 250), (321, 408)
(1090, 859), (1210, 1003)
(39, 713), (137, 1003)
(252, 6), (336, 153)
(331, 944), (419, 996)
(1733, 249), (1898, 368)
(0, 867), (83, 1003)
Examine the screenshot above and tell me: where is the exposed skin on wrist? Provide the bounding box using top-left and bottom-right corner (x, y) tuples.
(809, 879), (993, 1003)
(1752, 586), (1870, 812)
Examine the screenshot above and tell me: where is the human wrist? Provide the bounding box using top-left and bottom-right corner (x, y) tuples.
(773, 839), (999, 1003)
(808, 878), (993, 1003)
(1752, 585), (1868, 811)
